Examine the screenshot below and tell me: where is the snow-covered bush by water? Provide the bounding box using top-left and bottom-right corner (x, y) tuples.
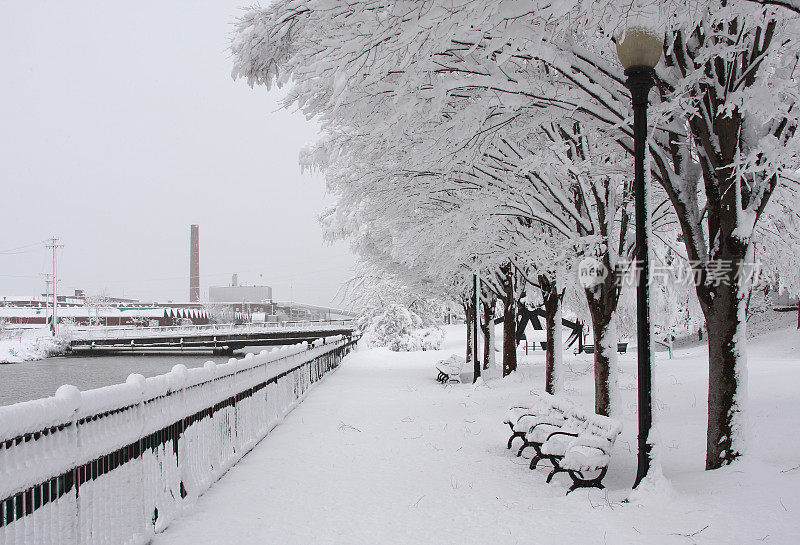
(361, 304), (443, 352)
(0, 331), (68, 364)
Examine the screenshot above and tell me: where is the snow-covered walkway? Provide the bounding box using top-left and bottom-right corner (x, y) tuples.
(153, 327), (800, 545)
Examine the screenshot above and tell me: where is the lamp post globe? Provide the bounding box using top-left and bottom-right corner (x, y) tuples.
(616, 24), (663, 489)
(616, 27), (664, 71)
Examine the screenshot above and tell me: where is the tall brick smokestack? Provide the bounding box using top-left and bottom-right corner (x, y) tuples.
(190, 224), (200, 302)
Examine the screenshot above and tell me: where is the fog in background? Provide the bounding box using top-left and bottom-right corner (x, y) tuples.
(0, 1), (355, 307)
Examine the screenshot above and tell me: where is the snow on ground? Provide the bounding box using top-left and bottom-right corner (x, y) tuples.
(0, 330), (66, 364)
(153, 324), (799, 545)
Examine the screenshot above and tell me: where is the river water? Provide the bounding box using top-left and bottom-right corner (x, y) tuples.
(0, 347), (273, 407)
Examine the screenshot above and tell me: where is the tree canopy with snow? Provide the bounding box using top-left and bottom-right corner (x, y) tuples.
(232, 0), (800, 471)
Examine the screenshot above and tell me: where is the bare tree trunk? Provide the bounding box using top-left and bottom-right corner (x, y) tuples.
(482, 295), (497, 371)
(464, 300), (474, 367)
(704, 269), (749, 469)
(540, 274), (562, 394)
(585, 265), (621, 417)
(691, 138), (753, 468)
(488, 309), (497, 369)
(501, 265), (517, 377)
(590, 314), (618, 417)
(502, 297), (517, 376)
(500, 264), (517, 377)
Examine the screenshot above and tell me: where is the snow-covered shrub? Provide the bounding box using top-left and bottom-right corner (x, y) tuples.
(0, 332), (68, 363)
(419, 327), (445, 351)
(362, 304), (443, 352)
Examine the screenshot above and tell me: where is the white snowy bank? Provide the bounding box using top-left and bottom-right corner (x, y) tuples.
(152, 324), (800, 545)
(0, 330), (67, 364)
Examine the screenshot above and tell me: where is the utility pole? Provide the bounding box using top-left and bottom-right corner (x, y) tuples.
(45, 237), (63, 335)
(42, 273), (53, 328)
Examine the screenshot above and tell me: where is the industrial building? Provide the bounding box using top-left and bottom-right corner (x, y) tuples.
(209, 274), (272, 304)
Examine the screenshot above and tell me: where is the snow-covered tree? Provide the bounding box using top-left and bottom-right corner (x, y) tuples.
(232, 0), (800, 469)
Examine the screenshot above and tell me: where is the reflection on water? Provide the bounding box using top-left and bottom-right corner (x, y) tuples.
(0, 347), (271, 407)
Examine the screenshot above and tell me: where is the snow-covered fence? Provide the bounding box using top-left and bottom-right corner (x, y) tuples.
(0, 336), (357, 545)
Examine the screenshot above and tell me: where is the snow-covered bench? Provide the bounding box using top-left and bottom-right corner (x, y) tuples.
(506, 394), (571, 458)
(435, 355), (465, 383)
(504, 394), (622, 494)
(574, 342), (628, 355)
(503, 399), (560, 450)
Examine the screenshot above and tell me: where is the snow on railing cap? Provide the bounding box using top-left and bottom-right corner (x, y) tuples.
(126, 373), (146, 393)
(0, 385), (81, 440)
(55, 384), (81, 408)
(170, 364), (189, 389)
(79, 379), (146, 418)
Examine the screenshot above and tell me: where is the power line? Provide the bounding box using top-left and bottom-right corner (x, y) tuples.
(0, 240), (46, 255)
(0, 249), (44, 256)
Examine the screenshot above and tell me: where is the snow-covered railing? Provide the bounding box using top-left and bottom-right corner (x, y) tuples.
(0, 335), (358, 545)
(67, 319), (354, 341)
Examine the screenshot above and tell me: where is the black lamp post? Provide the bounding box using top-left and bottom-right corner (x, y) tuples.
(616, 27), (663, 489)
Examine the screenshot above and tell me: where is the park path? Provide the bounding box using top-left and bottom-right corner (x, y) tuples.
(150, 347), (576, 545)
(152, 334), (800, 545)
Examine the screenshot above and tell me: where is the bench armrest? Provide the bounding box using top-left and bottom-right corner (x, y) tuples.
(546, 430), (579, 441)
(527, 418), (564, 433)
(568, 434), (615, 454)
(507, 412), (537, 426)
(512, 414), (547, 431)
(530, 421), (552, 430)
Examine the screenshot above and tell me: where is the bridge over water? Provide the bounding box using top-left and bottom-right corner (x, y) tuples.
(68, 320), (356, 355)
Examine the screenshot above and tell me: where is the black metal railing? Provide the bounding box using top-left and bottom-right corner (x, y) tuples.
(0, 336), (357, 545)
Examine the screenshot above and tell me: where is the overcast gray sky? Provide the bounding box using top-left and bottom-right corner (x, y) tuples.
(0, 1), (355, 307)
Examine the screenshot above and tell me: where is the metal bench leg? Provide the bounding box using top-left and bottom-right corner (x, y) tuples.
(529, 444), (544, 469)
(517, 440), (531, 457)
(565, 467), (608, 495)
(507, 432), (523, 450)
(545, 457), (566, 483)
